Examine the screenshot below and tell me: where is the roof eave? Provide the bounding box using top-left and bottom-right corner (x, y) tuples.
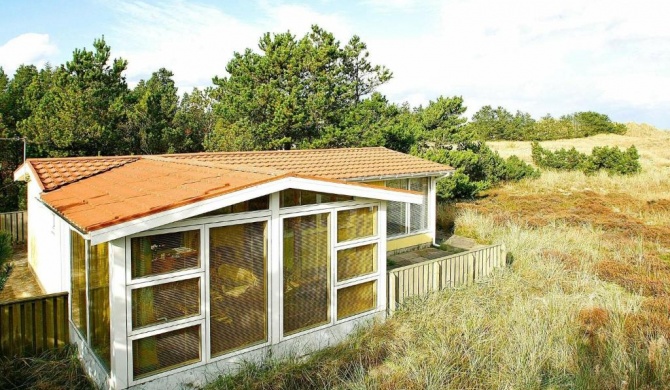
(345, 169), (455, 182)
(82, 174), (423, 245)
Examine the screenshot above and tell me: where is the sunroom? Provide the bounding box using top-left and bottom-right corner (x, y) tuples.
(15, 148), (452, 389)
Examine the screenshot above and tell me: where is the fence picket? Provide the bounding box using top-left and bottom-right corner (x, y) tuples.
(0, 211), (27, 245)
(0, 292), (69, 356)
(387, 243), (505, 313)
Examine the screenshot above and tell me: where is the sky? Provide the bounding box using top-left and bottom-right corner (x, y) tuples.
(1, 0), (669, 129)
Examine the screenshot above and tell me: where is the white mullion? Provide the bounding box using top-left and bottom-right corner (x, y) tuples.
(378, 201), (387, 311)
(85, 239), (91, 343)
(202, 226), (210, 363)
(330, 209), (337, 326)
(270, 192), (281, 344)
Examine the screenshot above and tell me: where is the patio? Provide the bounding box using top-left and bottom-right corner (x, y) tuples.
(0, 247), (44, 302)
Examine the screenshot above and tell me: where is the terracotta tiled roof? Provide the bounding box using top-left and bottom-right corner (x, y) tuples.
(26, 147), (452, 233)
(40, 158), (280, 232)
(168, 147), (452, 180)
(28, 156), (139, 191)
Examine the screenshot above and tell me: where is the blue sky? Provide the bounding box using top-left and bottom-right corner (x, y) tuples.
(1, 0), (669, 129)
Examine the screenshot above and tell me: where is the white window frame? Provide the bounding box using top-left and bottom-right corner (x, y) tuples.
(68, 229), (112, 374)
(279, 201), (383, 341)
(384, 177), (430, 238)
(125, 226), (207, 386)
(127, 320), (206, 386)
(205, 215), (273, 363)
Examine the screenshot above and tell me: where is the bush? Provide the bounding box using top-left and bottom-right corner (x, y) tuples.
(419, 141), (539, 200)
(531, 142), (641, 176)
(0, 231), (12, 292)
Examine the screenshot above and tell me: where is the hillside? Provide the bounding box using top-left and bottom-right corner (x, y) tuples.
(204, 123), (670, 389)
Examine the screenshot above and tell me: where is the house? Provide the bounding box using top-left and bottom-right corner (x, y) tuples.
(13, 147), (453, 389)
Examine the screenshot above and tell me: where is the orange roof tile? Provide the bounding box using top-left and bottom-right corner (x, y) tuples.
(168, 147), (451, 180)
(28, 156), (139, 191)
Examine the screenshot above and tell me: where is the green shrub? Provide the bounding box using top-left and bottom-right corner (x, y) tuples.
(0, 231), (12, 292)
(531, 142), (641, 175)
(420, 141), (539, 200)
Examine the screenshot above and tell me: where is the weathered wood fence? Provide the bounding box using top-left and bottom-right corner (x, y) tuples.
(0, 292), (69, 356)
(387, 243), (506, 313)
(0, 210), (27, 245)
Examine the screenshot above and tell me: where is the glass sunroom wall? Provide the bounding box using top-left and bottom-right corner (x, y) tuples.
(69, 231), (111, 371)
(128, 228), (205, 382)
(209, 221), (268, 356)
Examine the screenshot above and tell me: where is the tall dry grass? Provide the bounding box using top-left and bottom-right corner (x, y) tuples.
(206, 125), (670, 390)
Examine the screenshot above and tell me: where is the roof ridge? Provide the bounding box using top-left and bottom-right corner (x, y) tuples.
(26, 155), (139, 162)
(143, 155), (288, 176)
(164, 146), (388, 158)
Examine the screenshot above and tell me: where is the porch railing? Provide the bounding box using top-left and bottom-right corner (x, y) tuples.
(0, 210), (27, 245)
(387, 243), (506, 313)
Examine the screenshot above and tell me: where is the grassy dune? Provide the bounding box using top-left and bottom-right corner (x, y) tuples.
(207, 124), (670, 389)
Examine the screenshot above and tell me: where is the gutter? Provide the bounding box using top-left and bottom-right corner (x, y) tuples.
(36, 197), (90, 238)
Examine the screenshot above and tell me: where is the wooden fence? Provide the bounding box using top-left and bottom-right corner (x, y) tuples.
(0, 292), (69, 357)
(0, 210), (27, 245)
(387, 243), (506, 313)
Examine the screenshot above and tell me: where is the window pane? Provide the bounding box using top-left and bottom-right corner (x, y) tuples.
(387, 201), (407, 236)
(132, 325), (201, 380)
(70, 231), (87, 338)
(210, 221), (267, 356)
(409, 178), (429, 233)
(131, 230), (200, 279)
(131, 278), (200, 329)
(337, 207), (377, 242)
(197, 195), (269, 217)
(280, 189), (353, 208)
(337, 244), (378, 282)
(283, 213), (330, 335)
(89, 242), (110, 371)
(337, 281), (377, 320)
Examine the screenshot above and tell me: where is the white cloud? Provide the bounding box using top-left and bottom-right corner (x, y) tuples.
(0, 33), (58, 75)
(366, 0), (670, 123)
(105, 0), (353, 91)
(96, 0), (670, 127)
(107, 0), (260, 90)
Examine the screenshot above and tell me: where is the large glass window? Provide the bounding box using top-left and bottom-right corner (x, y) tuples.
(283, 213), (331, 335)
(209, 221), (268, 356)
(70, 232), (111, 371)
(132, 325), (201, 380)
(89, 242), (110, 370)
(70, 231), (87, 339)
(130, 230), (200, 279)
(385, 178), (429, 237)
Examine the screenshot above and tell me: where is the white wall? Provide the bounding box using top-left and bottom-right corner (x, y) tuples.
(26, 179), (68, 293)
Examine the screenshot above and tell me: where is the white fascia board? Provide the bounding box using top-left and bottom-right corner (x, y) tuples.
(87, 175), (422, 245)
